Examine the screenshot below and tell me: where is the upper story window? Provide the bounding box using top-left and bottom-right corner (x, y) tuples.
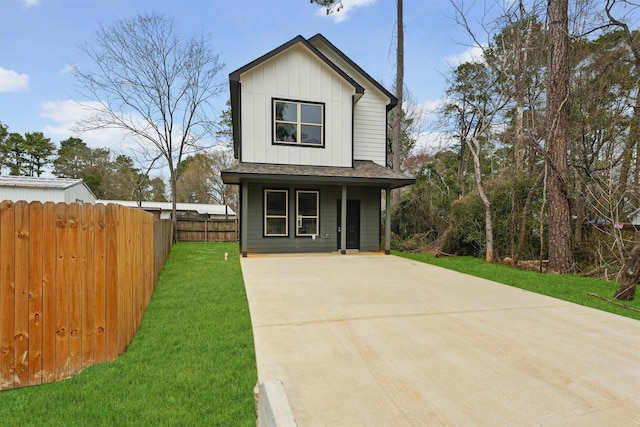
(273, 99), (324, 147)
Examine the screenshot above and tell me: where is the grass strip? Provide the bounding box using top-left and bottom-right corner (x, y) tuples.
(394, 251), (640, 321)
(0, 242), (257, 426)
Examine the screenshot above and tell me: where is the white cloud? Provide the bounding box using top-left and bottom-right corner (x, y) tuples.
(40, 99), (133, 149)
(414, 131), (456, 156)
(22, 0), (40, 8)
(38, 100), (201, 170)
(315, 0), (377, 23)
(409, 98), (456, 155)
(0, 67), (29, 92)
(414, 99), (444, 115)
(59, 63), (75, 74)
(445, 44), (486, 67)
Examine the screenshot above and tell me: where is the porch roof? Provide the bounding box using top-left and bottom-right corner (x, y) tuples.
(221, 160), (415, 189)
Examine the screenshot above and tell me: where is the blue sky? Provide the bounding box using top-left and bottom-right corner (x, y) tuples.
(0, 0), (482, 152)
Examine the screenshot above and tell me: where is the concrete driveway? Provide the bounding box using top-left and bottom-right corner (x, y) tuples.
(241, 254), (640, 426)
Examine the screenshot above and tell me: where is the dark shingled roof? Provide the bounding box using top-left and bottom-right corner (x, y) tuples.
(221, 160), (415, 189)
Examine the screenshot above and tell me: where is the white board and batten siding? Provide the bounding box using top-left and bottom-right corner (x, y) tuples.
(240, 44), (354, 168)
(353, 96), (388, 166)
(314, 44), (390, 166)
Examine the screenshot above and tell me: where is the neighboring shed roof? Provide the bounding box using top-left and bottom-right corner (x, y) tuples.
(0, 175), (97, 202)
(221, 160), (415, 189)
(100, 200), (236, 217)
(0, 175), (85, 190)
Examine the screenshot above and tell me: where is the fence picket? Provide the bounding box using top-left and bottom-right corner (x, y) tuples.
(54, 203), (69, 381)
(14, 201), (30, 387)
(28, 201), (44, 385)
(93, 203), (106, 362)
(116, 206), (127, 354)
(0, 200), (16, 390)
(42, 202), (56, 383)
(81, 204), (95, 368)
(105, 204), (118, 360)
(67, 203), (82, 376)
(133, 209), (143, 331)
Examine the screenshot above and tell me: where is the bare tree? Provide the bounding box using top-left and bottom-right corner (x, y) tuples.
(209, 145), (238, 216)
(73, 13), (224, 241)
(443, 62), (510, 263)
(546, 0), (575, 273)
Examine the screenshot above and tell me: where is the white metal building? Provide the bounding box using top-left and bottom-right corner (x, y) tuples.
(0, 176), (97, 204)
(99, 200), (236, 220)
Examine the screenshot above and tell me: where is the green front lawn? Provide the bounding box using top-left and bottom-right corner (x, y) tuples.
(0, 242), (257, 427)
(395, 251), (640, 321)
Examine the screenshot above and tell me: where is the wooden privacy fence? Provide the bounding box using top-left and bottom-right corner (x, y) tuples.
(176, 219), (238, 242)
(0, 201), (173, 390)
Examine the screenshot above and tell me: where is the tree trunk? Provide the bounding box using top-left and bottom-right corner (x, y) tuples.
(614, 239), (640, 301)
(469, 137), (494, 263)
(171, 173), (178, 243)
(546, 0), (574, 273)
(457, 128), (468, 197)
(391, 0), (404, 205)
(484, 201), (495, 263)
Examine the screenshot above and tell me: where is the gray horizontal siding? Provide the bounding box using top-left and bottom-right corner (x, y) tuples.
(244, 181), (381, 254)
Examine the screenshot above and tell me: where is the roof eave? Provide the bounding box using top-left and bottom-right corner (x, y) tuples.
(221, 171), (415, 190)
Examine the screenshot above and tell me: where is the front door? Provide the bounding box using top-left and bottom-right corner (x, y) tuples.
(337, 200), (360, 250)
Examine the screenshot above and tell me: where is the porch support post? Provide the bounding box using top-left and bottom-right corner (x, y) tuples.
(385, 186), (391, 254)
(340, 184), (347, 254)
(241, 180), (248, 257)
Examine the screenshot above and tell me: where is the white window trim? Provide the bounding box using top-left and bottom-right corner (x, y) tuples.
(264, 189), (288, 237)
(296, 190), (319, 237)
(273, 99), (324, 147)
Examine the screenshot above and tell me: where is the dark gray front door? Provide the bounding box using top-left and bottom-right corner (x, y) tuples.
(337, 200), (360, 250)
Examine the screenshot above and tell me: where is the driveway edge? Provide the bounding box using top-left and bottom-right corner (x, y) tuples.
(256, 380), (298, 427)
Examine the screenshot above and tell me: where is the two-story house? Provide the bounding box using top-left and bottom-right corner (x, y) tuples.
(221, 34), (414, 256)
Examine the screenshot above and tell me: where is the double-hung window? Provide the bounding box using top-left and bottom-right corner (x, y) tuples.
(273, 99), (324, 146)
(296, 190), (319, 236)
(264, 189), (288, 236)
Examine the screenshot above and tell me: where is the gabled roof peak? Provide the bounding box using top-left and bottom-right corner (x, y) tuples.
(229, 34), (363, 95)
